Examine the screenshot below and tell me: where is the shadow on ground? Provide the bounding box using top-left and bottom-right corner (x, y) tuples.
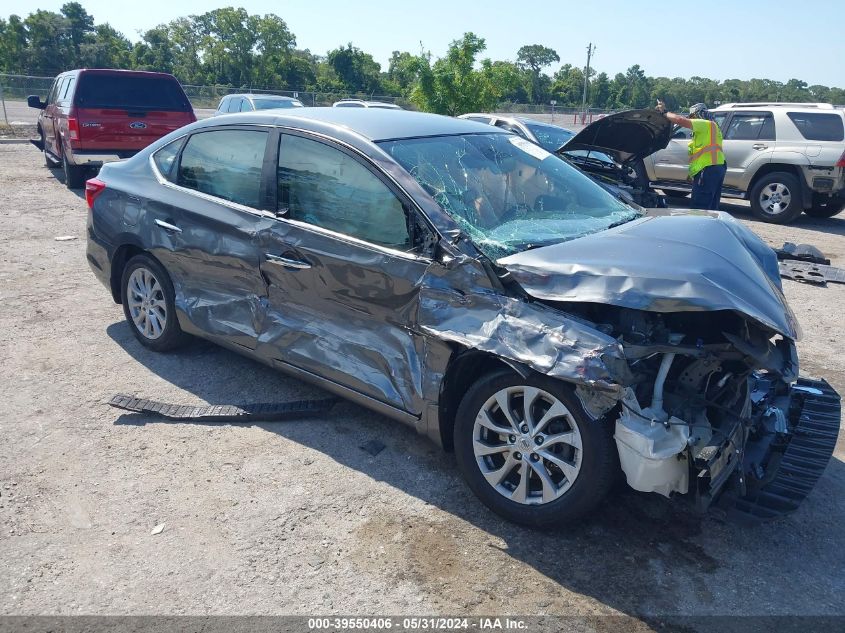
(105, 321), (845, 622)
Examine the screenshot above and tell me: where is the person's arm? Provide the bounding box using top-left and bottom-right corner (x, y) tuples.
(656, 100), (692, 129)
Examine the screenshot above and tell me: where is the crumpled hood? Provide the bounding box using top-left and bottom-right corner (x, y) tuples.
(497, 210), (801, 340)
(558, 108), (672, 164)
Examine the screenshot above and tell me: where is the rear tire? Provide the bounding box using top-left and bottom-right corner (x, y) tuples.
(749, 172), (803, 224)
(120, 254), (188, 352)
(453, 369), (616, 527)
(62, 150), (86, 189)
(804, 199), (844, 219)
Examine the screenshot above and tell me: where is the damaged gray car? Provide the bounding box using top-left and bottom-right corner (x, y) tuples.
(86, 108), (840, 527)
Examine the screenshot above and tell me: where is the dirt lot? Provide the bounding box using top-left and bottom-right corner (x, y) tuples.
(1, 143), (844, 626)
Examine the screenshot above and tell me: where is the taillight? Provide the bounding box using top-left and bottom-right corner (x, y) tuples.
(85, 178), (106, 209)
(67, 117), (79, 141)
(836, 149), (845, 168)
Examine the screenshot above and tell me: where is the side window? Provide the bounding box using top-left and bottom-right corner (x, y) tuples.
(787, 112), (845, 142)
(152, 137), (184, 182)
(724, 113), (775, 141)
(277, 134), (411, 250)
(59, 78), (75, 105)
(228, 98), (243, 113)
(217, 97), (229, 113)
(495, 121), (529, 139)
(712, 113), (727, 131)
(177, 129), (268, 208)
(46, 78), (61, 105)
(239, 98), (252, 112)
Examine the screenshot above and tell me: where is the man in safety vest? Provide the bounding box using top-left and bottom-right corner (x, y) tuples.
(656, 100), (726, 210)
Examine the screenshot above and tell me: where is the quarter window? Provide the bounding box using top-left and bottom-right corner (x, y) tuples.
(152, 137), (184, 181)
(277, 134), (411, 249)
(177, 129), (268, 208)
(787, 112), (844, 141)
(724, 113), (775, 141)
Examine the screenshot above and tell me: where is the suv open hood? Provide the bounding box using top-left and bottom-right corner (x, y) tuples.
(497, 210), (800, 340)
(558, 109), (672, 165)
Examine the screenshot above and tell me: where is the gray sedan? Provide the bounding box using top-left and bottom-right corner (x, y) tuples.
(85, 108), (838, 526)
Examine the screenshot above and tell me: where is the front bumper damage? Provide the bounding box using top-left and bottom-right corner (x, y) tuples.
(720, 377), (841, 521)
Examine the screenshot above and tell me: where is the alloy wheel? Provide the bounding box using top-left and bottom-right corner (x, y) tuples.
(759, 182), (792, 216)
(472, 386), (583, 505)
(126, 267), (168, 340)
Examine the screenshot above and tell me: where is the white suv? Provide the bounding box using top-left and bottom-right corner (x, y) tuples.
(643, 103), (845, 222)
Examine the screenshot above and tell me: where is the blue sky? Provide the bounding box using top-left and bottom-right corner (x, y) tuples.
(4, 0), (844, 87)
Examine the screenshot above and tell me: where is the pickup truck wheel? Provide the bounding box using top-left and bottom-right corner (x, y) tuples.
(62, 151), (86, 189)
(804, 200), (844, 219)
(750, 172), (803, 223)
(453, 370), (615, 527)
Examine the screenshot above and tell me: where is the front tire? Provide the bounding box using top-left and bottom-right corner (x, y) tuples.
(749, 172), (803, 223)
(453, 370), (616, 527)
(120, 254), (187, 352)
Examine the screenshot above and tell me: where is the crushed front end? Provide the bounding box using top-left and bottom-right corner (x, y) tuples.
(574, 306), (840, 521)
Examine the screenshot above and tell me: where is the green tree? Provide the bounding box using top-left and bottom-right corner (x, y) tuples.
(410, 33), (503, 115)
(60, 2), (94, 66)
(326, 43), (383, 94)
(516, 44), (559, 103)
(81, 23), (131, 68)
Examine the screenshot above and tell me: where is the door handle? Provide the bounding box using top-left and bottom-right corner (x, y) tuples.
(154, 218), (182, 233)
(752, 143), (768, 150)
(265, 253), (311, 270)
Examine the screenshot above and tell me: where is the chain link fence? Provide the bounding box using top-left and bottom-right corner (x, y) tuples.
(0, 73), (614, 127)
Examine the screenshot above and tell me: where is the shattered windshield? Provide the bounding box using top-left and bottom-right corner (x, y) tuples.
(379, 133), (639, 259)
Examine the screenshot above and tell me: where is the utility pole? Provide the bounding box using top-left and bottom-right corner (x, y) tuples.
(581, 42), (594, 125)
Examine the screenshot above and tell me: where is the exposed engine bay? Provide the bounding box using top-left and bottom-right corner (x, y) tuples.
(560, 303), (836, 517)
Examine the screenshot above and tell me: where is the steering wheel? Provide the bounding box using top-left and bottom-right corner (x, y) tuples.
(499, 203), (530, 223)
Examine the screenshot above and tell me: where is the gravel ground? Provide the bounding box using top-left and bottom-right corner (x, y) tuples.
(1, 143), (843, 624)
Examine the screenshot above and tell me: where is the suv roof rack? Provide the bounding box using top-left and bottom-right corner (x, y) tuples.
(717, 102), (835, 109)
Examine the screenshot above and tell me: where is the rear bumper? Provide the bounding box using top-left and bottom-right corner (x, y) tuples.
(86, 221), (113, 293)
(69, 149), (138, 167)
(718, 377), (841, 522)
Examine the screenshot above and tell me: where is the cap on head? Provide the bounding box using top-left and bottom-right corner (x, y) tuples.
(689, 103), (709, 119)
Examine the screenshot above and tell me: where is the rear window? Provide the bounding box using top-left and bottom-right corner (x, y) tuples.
(74, 74), (191, 112)
(787, 112), (844, 141)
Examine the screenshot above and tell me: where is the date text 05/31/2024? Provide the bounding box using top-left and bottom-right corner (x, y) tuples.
(307, 617), (528, 630)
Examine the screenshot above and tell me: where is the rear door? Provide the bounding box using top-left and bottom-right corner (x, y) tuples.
(254, 131), (435, 414)
(144, 126), (274, 349)
(73, 72), (195, 152)
(720, 111), (776, 189)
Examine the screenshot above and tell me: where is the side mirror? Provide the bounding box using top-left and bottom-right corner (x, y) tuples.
(27, 95), (46, 110)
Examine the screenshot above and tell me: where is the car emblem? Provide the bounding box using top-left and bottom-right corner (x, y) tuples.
(129, 121), (147, 129)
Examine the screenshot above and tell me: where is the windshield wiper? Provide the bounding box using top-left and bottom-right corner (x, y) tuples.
(606, 215), (640, 230)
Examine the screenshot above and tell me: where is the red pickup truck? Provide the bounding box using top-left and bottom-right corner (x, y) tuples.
(29, 69), (196, 189)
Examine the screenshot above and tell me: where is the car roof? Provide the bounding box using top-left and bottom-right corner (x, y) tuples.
(714, 102), (837, 110)
(198, 107), (502, 142)
(234, 94), (300, 101)
(59, 68), (179, 79)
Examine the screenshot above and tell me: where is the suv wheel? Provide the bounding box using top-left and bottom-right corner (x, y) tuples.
(749, 172), (803, 223)
(453, 370), (616, 527)
(804, 199), (844, 219)
(120, 254), (188, 352)
(62, 151), (86, 189)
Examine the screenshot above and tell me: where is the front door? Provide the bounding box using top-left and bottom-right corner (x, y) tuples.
(254, 132), (435, 414)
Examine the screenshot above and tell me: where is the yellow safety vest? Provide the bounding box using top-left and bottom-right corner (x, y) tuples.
(688, 119), (725, 177)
